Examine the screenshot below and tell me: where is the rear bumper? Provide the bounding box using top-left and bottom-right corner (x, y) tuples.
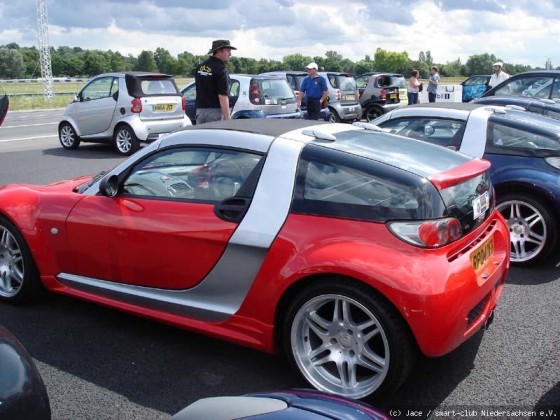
(330, 102), (362, 120)
(126, 115), (191, 141)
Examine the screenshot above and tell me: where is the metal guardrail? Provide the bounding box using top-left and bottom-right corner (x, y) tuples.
(0, 78), (86, 83)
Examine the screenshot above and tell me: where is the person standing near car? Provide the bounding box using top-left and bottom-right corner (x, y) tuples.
(427, 66), (440, 103)
(407, 70), (421, 105)
(489, 62), (509, 88)
(194, 39), (236, 124)
(298, 62), (329, 120)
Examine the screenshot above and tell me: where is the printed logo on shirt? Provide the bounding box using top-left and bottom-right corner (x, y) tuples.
(197, 65), (212, 76)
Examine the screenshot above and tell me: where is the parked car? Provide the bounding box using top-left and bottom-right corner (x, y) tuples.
(172, 389), (389, 419)
(482, 70), (560, 100)
(259, 71), (330, 121)
(473, 95), (560, 120)
(0, 119), (509, 400)
(58, 72), (190, 155)
(0, 324), (51, 419)
(461, 75), (491, 102)
(321, 72), (362, 122)
(182, 74), (301, 124)
(372, 102), (560, 265)
(355, 72), (406, 120)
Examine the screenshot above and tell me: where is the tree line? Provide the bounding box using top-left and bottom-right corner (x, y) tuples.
(0, 42), (542, 81)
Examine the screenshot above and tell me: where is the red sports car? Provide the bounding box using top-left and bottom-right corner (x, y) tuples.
(0, 119), (510, 400)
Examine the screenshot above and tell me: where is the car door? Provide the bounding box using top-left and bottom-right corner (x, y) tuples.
(73, 76), (119, 135)
(181, 83), (197, 124)
(63, 145), (264, 289)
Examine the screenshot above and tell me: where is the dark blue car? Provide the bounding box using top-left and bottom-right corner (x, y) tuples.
(473, 95), (560, 120)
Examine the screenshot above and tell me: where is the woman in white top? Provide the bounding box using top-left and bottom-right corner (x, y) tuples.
(407, 70), (422, 105)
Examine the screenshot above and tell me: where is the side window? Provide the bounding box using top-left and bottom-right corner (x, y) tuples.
(488, 123), (560, 153)
(81, 77), (114, 101)
(182, 84), (196, 100)
(293, 158), (419, 221)
(548, 79), (560, 100)
(494, 76), (552, 97)
(327, 74), (338, 88)
(122, 147), (263, 202)
(229, 79), (240, 98)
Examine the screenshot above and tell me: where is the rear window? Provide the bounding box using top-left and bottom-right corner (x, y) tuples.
(253, 78), (296, 104)
(328, 74), (357, 91)
(125, 74), (179, 97)
(140, 79), (179, 95)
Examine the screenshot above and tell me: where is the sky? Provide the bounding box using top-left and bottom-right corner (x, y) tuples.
(1, 0), (559, 68)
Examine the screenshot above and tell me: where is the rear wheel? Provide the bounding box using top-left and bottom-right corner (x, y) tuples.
(114, 125), (140, 156)
(58, 122), (80, 150)
(365, 105), (383, 122)
(0, 217), (43, 304)
(282, 279), (417, 400)
(327, 107), (341, 123)
(496, 193), (558, 266)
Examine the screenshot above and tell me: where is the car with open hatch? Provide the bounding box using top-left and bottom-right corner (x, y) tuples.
(355, 72), (406, 121)
(0, 119), (509, 401)
(372, 102), (560, 266)
(182, 74), (301, 124)
(58, 71), (191, 156)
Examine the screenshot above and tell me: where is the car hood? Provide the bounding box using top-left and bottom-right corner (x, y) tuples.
(0, 175), (93, 194)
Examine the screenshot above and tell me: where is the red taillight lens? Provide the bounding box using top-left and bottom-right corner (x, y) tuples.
(250, 82), (260, 104)
(181, 96), (186, 111)
(380, 88), (387, 100)
(388, 218), (463, 248)
(131, 98), (142, 113)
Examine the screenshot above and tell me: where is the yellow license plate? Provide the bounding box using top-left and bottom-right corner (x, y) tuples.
(471, 236), (494, 271)
(346, 94), (355, 101)
(390, 93), (397, 99)
(153, 104), (174, 112)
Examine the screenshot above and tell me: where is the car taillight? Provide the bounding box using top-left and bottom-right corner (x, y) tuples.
(336, 89), (341, 101)
(131, 98), (142, 113)
(250, 82), (260, 104)
(181, 96), (186, 111)
(380, 88), (387, 100)
(388, 218), (463, 248)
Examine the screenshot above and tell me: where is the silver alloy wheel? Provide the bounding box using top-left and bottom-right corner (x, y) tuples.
(60, 124), (76, 147)
(0, 225), (24, 298)
(290, 294), (389, 399)
(115, 129), (132, 154)
(497, 199), (547, 263)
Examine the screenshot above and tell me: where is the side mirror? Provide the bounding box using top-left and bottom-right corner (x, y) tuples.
(99, 175), (119, 197)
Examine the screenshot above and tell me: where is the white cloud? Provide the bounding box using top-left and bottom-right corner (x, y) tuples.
(0, 0), (558, 67)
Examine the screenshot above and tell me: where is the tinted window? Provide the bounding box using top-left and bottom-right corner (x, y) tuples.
(122, 147), (263, 202)
(494, 76), (553, 97)
(487, 122), (560, 156)
(377, 117), (466, 148)
(254, 78), (295, 103)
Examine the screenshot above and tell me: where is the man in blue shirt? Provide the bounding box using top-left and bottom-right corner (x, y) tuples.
(297, 62), (329, 120)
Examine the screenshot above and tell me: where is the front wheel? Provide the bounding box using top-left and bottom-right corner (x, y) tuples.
(0, 217), (43, 304)
(282, 279), (417, 400)
(496, 193), (558, 266)
(59, 122), (80, 150)
(114, 125), (140, 156)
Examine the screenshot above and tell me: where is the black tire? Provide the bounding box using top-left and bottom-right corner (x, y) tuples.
(0, 216), (44, 304)
(58, 122), (80, 150)
(496, 193), (558, 266)
(282, 278), (417, 400)
(327, 107), (341, 123)
(365, 105), (383, 122)
(113, 125), (140, 156)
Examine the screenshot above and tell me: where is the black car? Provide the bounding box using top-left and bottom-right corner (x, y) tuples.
(0, 325), (51, 419)
(482, 70), (560, 100)
(473, 95), (560, 120)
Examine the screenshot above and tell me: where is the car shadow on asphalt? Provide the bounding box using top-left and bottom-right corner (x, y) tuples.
(505, 264), (560, 286)
(0, 293), (486, 417)
(42, 144), (124, 160)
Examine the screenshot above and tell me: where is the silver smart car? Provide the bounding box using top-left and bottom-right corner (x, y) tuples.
(58, 72), (191, 155)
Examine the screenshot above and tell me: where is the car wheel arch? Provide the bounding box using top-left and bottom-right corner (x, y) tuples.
(113, 123), (140, 156)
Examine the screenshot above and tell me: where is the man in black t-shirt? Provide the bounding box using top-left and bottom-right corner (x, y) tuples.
(194, 39), (237, 124)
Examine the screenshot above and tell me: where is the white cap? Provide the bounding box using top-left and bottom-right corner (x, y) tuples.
(493, 62), (503, 67)
(306, 62), (318, 70)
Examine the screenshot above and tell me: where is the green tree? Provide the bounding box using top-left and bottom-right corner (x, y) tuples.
(20, 47), (40, 77)
(323, 50), (343, 71)
(82, 50), (111, 76)
(0, 48), (25, 78)
(464, 53), (498, 76)
(354, 59), (376, 76)
(282, 53), (311, 71)
(373, 48), (410, 73)
(135, 50), (158, 72)
(154, 48), (177, 74)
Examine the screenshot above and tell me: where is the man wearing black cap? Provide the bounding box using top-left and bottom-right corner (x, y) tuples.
(194, 39), (237, 124)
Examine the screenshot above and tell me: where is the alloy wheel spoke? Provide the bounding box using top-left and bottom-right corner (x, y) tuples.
(306, 312), (331, 340)
(358, 347), (386, 373)
(336, 360), (357, 388)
